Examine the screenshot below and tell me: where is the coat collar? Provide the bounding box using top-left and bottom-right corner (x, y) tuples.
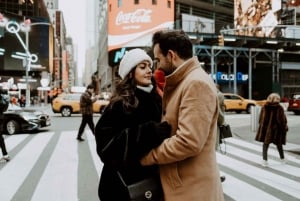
(165, 56), (200, 88)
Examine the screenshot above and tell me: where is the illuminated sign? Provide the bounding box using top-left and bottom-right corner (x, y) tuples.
(108, 0), (174, 51)
(211, 72), (248, 83)
(109, 47), (151, 66)
(234, 0), (281, 37)
(114, 47), (127, 64)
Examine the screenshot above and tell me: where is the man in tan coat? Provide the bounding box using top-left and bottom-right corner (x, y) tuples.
(141, 30), (224, 201)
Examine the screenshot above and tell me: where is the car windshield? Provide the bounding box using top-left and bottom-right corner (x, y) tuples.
(7, 104), (22, 111)
(292, 94), (300, 99)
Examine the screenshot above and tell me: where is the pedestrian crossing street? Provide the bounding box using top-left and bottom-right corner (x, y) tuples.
(218, 138), (300, 201)
(1, 130), (300, 201)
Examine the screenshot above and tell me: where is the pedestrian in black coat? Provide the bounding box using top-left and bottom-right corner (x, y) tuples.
(0, 88), (10, 162)
(255, 93), (288, 167)
(95, 48), (171, 201)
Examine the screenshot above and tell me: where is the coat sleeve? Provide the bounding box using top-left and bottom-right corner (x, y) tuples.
(217, 92), (225, 126)
(95, 103), (168, 168)
(277, 106), (288, 132)
(141, 80), (218, 165)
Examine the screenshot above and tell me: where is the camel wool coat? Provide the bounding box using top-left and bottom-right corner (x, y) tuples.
(141, 57), (224, 201)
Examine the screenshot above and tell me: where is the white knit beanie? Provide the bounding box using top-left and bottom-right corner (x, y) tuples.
(118, 48), (153, 79)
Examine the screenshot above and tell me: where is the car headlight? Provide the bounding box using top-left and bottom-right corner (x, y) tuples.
(21, 113), (38, 121)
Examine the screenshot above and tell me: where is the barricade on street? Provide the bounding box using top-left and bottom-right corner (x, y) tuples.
(250, 105), (261, 132)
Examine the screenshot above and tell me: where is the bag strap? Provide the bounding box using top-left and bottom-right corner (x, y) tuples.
(218, 138), (227, 155)
(117, 171), (128, 187)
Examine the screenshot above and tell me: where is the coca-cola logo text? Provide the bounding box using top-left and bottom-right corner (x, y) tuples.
(116, 9), (152, 25)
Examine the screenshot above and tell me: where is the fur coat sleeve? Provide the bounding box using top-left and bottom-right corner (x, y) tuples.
(95, 90), (168, 169)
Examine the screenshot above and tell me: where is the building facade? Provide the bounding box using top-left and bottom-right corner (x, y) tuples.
(0, 0), (75, 104)
(97, 0), (300, 100)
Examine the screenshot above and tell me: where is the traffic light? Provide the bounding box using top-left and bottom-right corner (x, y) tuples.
(218, 35), (224, 46)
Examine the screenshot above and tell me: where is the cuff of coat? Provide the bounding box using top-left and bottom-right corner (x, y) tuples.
(140, 150), (155, 166)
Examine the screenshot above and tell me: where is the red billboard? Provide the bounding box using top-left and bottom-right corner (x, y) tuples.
(108, 0), (174, 51)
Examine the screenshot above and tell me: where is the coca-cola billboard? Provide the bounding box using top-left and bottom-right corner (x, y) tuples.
(108, 1), (174, 51)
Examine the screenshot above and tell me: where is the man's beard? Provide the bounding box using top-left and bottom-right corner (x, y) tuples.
(163, 60), (176, 76)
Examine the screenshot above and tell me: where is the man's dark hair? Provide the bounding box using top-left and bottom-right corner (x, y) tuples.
(87, 84), (94, 89)
(152, 30), (193, 59)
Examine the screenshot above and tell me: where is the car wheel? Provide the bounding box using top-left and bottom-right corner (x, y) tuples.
(246, 105), (254, 114)
(61, 107), (72, 117)
(6, 120), (20, 135)
(294, 111), (300, 115)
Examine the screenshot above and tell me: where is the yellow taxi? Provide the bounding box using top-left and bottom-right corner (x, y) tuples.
(223, 93), (257, 114)
(51, 93), (109, 117)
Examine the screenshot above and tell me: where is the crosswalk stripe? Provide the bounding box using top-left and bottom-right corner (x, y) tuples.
(217, 139), (300, 200)
(220, 172), (282, 201)
(226, 138), (300, 164)
(1, 130), (300, 201)
(222, 142), (300, 177)
(0, 132), (54, 201)
(5, 134), (29, 151)
(30, 131), (78, 201)
(86, 129), (103, 178)
(217, 149), (300, 199)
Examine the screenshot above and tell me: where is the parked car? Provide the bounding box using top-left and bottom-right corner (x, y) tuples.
(51, 93), (109, 117)
(223, 93), (257, 114)
(3, 104), (51, 135)
(287, 93), (300, 115)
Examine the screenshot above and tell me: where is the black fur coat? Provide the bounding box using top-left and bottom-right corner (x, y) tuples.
(255, 102), (288, 145)
(95, 87), (165, 201)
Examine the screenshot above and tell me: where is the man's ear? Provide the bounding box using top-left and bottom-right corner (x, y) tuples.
(169, 50), (180, 62)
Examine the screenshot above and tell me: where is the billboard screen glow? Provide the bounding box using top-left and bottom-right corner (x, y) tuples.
(108, 0), (174, 51)
(234, 0), (281, 37)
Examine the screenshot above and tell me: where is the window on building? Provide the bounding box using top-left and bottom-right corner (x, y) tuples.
(167, 0), (171, 8)
(118, 0), (122, 7)
(152, 0), (157, 5)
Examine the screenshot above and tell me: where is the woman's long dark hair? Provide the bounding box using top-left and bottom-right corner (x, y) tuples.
(108, 68), (158, 114)
(108, 73), (139, 114)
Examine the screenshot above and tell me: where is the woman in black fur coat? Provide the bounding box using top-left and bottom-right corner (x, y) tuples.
(255, 93), (288, 167)
(95, 49), (170, 201)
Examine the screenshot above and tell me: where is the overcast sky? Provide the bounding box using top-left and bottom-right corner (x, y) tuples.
(58, 0), (86, 84)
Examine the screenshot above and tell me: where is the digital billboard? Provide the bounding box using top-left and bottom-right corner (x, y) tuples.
(0, 21), (50, 71)
(234, 0), (281, 37)
(181, 14), (215, 34)
(108, 0), (174, 51)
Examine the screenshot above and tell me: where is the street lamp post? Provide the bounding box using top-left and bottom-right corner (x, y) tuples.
(22, 21), (51, 107)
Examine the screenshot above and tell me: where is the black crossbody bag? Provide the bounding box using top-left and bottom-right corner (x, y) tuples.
(102, 129), (163, 201)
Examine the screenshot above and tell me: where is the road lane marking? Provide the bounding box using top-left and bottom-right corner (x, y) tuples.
(0, 133), (53, 201)
(31, 131), (78, 201)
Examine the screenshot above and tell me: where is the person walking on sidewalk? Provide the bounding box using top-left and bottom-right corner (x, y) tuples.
(0, 88), (10, 162)
(77, 84), (98, 141)
(141, 30), (224, 201)
(255, 93), (288, 167)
